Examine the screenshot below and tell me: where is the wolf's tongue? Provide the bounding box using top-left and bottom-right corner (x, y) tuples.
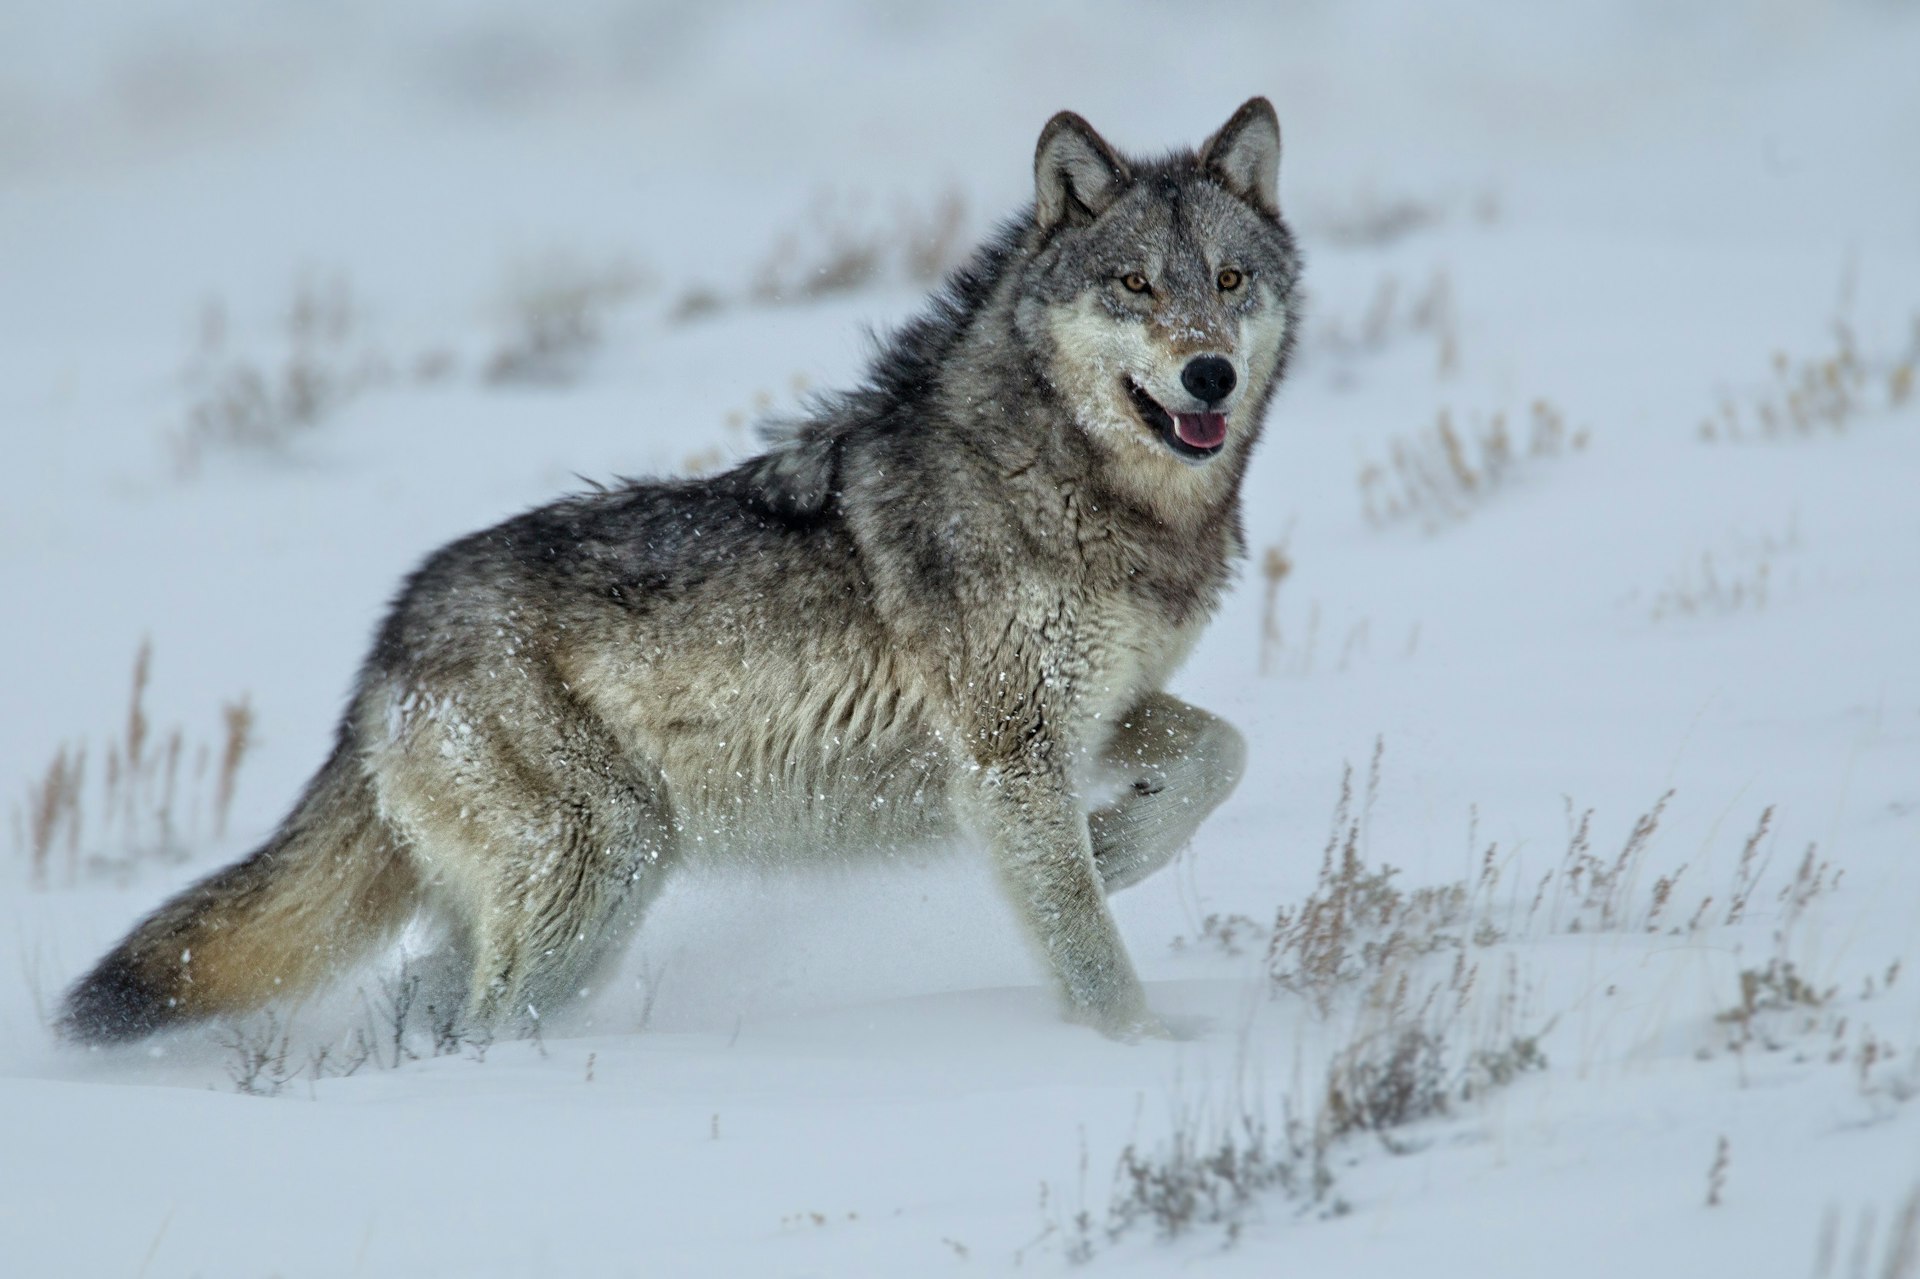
(1174, 412), (1228, 450)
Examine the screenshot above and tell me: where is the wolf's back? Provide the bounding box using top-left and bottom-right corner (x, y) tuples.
(59, 739), (420, 1044)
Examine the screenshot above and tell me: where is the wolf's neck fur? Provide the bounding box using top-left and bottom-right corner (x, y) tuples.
(747, 216), (1244, 540)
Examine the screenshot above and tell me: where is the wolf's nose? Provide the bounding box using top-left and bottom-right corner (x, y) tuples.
(1180, 356), (1237, 405)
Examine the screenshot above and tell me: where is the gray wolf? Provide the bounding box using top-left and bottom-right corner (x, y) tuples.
(61, 98), (1301, 1045)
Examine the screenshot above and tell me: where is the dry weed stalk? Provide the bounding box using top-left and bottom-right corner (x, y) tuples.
(1774, 841), (1840, 943)
(1266, 744), (1478, 1016)
(1716, 958), (1832, 1053)
(1316, 189), (1443, 247)
(1650, 553), (1770, 621)
(675, 187), (969, 323)
(485, 253), (650, 385)
(1087, 747), (1566, 1258)
(1170, 912), (1266, 958)
(1318, 267), (1458, 377)
(1705, 1136), (1730, 1207)
(1359, 398), (1589, 531)
(1813, 1185), (1920, 1279)
(1648, 520), (1797, 622)
(1724, 805), (1775, 925)
(1699, 315), (1919, 443)
(173, 277), (398, 474)
(12, 643), (253, 885)
(214, 697), (253, 839)
(1551, 790), (1672, 934)
(1256, 538), (1293, 676)
(23, 747), (85, 888)
(1104, 1096), (1333, 1247)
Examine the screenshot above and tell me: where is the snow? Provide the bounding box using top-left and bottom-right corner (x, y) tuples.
(3, 1), (1920, 1274)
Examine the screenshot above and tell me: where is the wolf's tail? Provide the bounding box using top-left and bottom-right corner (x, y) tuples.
(58, 739), (421, 1044)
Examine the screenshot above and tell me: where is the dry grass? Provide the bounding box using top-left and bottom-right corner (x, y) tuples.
(1316, 192), (1442, 248)
(1264, 743), (1488, 1017)
(1255, 536), (1293, 676)
(1546, 790), (1673, 934)
(1255, 594), (1408, 681)
(215, 1011), (299, 1097)
(11, 640), (252, 886)
(1705, 1136), (1730, 1207)
(1522, 791), (1842, 951)
(484, 252), (650, 385)
(1316, 267), (1460, 378)
(211, 955), (501, 1098)
(1101, 1097), (1334, 1250)
(1699, 315), (1919, 443)
(1646, 520), (1798, 622)
(1812, 1185), (1920, 1279)
(1309, 183), (1499, 249)
(171, 276), (397, 475)
(670, 187), (969, 323)
(1527, 794), (1903, 1090)
(1096, 729), (1906, 1261)
(1714, 958), (1831, 1053)
(1060, 743), (1902, 1259)
(1059, 748), (1548, 1259)
(1321, 1015), (1546, 1151)
(1030, 1054), (1341, 1262)
(1170, 912), (1266, 959)
(1359, 397), (1590, 531)
(1651, 553), (1771, 621)
(171, 257), (659, 473)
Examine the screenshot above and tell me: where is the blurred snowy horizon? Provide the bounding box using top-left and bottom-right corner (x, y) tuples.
(6, 1), (1914, 333)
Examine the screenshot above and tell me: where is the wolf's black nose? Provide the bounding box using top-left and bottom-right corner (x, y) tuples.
(1181, 356), (1237, 405)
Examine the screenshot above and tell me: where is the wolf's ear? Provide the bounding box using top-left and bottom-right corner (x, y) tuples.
(1200, 97), (1282, 217)
(1034, 111), (1130, 231)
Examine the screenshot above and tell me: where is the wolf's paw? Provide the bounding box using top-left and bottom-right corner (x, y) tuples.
(1155, 1011), (1212, 1041)
(1084, 1009), (1174, 1043)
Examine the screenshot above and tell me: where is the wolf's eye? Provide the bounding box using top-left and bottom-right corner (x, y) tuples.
(1121, 272), (1151, 294)
(1216, 268), (1244, 291)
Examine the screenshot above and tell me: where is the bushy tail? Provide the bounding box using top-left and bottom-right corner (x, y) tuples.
(58, 741), (421, 1044)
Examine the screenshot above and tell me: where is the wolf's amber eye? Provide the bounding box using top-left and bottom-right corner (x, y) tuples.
(1216, 268), (1244, 291)
(1121, 273), (1151, 294)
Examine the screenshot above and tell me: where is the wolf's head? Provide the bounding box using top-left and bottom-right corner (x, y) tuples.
(1012, 99), (1299, 509)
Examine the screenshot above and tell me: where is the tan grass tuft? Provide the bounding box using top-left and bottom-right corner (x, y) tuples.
(13, 644), (253, 886)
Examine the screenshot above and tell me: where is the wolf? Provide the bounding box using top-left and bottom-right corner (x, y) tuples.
(60, 98), (1300, 1045)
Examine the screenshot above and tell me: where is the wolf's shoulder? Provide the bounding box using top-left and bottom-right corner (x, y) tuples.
(722, 418), (847, 522)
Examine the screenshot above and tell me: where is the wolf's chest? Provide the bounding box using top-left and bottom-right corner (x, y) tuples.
(1060, 587), (1204, 747)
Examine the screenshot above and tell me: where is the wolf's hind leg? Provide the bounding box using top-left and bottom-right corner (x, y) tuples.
(459, 774), (678, 1036)
(1088, 692), (1246, 892)
(373, 684), (679, 1037)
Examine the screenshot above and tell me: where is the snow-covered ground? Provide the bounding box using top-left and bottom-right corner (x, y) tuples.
(4, 2), (1919, 1274)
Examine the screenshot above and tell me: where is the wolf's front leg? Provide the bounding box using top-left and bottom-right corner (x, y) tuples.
(972, 761), (1156, 1038)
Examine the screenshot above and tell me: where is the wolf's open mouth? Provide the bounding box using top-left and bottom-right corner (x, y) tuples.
(1124, 380), (1227, 461)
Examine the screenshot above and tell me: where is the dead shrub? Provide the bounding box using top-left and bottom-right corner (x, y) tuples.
(1265, 743), (1473, 1016)
(1715, 958), (1831, 1052)
(1699, 315), (1919, 443)
(1316, 267), (1458, 377)
(172, 276), (395, 474)
(1812, 1185), (1920, 1279)
(1551, 790), (1673, 934)
(485, 252), (650, 385)
(671, 187), (969, 322)
(1103, 1097), (1335, 1249)
(1255, 536), (1293, 677)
